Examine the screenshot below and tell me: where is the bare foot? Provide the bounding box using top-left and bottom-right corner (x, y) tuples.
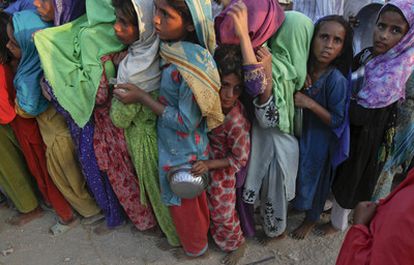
(131, 225), (162, 238)
(93, 221), (125, 235)
(256, 231), (287, 246)
(7, 207), (44, 226)
(157, 238), (180, 251)
(221, 243), (246, 265)
(315, 222), (339, 237)
(291, 220), (317, 240)
(171, 248), (209, 261)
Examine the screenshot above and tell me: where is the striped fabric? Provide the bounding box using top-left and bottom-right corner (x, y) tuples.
(293, 0), (344, 21)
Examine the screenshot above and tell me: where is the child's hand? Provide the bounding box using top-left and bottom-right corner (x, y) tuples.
(191, 161), (209, 176)
(256, 46), (272, 78)
(227, 0), (249, 40)
(113, 83), (148, 104)
(294, 91), (314, 109)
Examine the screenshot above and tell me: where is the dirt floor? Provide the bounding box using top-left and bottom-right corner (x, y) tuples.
(0, 206), (346, 265)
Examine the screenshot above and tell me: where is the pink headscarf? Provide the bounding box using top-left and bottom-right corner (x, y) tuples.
(357, 0), (414, 109)
(214, 0), (285, 49)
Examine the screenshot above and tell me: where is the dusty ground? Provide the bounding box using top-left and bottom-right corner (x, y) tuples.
(0, 206), (346, 265)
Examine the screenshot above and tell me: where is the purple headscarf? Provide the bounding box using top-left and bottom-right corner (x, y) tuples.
(357, 0), (414, 109)
(214, 0), (285, 48)
(53, 0), (86, 26)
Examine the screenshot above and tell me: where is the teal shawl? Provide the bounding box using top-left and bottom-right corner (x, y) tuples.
(13, 10), (52, 116)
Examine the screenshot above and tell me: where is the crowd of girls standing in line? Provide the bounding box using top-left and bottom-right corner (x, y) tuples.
(1, 0), (414, 264)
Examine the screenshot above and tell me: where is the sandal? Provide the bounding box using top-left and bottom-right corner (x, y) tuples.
(49, 218), (80, 236)
(81, 213), (105, 226)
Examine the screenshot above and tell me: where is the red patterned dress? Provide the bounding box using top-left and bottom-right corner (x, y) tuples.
(208, 100), (251, 252)
(93, 55), (156, 230)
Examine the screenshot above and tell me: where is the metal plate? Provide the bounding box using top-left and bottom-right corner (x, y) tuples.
(168, 164), (209, 199)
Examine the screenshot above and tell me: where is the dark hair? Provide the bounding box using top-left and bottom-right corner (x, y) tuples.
(214, 45), (256, 120)
(112, 0), (138, 26)
(378, 4), (409, 28)
(214, 45), (243, 81)
(309, 15), (354, 77)
(0, 11), (11, 64)
(165, 0), (198, 44)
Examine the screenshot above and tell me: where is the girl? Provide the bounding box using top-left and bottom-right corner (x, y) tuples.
(110, 0), (179, 246)
(291, 15), (353, 240)
(214, 0), (286, 240)
(114, 0), (223, 258)
(6, 10), (76, 231)
(242, 11), (314, 244)
(33, 0), (127, 232)
(191, 44), (251, 265)
(0, 11), (42, 226)
(323, 0), (414, 235)
(32, 0), (102, 232)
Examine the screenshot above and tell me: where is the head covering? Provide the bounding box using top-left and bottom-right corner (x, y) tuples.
(52, 0), (86, 26)
(215, 0), (285, 49)
(34, 0), (124, 127)
(357, 0), (414, 109)
(13, 10), (52, 116)
(267, 11), (313, 134)
(117, 0), (160, 92)
(159, 0), (224, 130)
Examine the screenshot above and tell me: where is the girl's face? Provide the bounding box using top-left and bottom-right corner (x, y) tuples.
(373, 10), (409, 56)
(312, 21), (345, 67)
(153, 0), (194, 41)
(113, 11), (139, 45)
(33, 0), (55, 22)
(219, 73), (242, 114)
(6, 23), (21, 60)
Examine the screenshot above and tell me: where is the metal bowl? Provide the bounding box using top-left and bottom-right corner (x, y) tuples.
(167, 164), (209, 199)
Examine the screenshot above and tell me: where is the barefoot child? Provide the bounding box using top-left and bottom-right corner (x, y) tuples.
(325, 0), (414, 235)
(110, 0), (179, 246)
(291, 15), (353, 240)
(191, 45), (251, 264)
(242, 11), (314, 244)
(114, 0), (223, 258)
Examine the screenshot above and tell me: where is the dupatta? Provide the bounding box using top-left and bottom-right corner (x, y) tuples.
(13, 10), (51, 116)
(267, 11), (314, 134)
(34, 0), (124, 127)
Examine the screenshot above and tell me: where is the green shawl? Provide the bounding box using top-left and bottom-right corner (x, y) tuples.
(268, 11), (314, 134)
(34, 0), (124, 128)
